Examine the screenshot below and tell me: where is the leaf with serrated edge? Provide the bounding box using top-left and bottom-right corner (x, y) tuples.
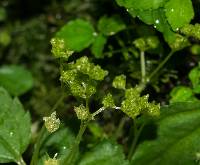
(0, 87), (31, 163)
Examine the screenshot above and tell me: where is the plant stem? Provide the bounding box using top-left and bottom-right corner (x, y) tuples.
(148, 51), (174, 81)
(50, 93), (65, 113)
(30, 94), (64, 165)
(114, 117), (128, 139)
(91, 107), (105, 118)
(128, 122), (145, 160)
(64, 121), (88, 164)
(140, 51), (146, 84)
(17, 157), (26, 165)
(30, 125), (46, 165)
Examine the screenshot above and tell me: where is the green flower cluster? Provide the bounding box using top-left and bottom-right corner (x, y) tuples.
(60, 56), (108, 99)
(74, 104), (89, 120)
(43, 112), (60, 133)
(121, 87), (160, 119)
(112, 74), (126, 90)
(133, 36), (159, 52)
(51, 38), (74, 59)
(181, 24), (200, 40)
(169, 34), (189, 51)
(102, 93), (115, 108)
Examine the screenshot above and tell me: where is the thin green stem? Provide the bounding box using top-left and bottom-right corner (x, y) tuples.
(30, 94), (65, 165)
(128, 122), (145, 160)
(30, 125), (46, 165)
(140, 51), (146, 84)
(63, 121), (88, 164)
(86, 98), (89, 113)
(114, 117), (128, 139)
(148, 51), (175, 81)
(50, 93), (65, 113)
(91, 107), (105, 118)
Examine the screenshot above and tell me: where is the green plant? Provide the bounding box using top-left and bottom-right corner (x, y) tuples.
(1, 0), (200, 164)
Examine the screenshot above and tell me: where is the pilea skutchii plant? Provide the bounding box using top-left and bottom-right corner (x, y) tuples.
(1, 0), (200, 165)
(42, 37), (160, 164)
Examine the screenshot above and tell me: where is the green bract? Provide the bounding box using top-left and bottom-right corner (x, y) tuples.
(112, 75), (126, 90)
(61, 70), (97, 99)
(55, 19), (95, 52)
(74, 57), (108, 81)
(133, 36), (159, 51)
(102, 93), (115, 108)
(60, 56), (107, 99)
(121, 88), (160, 119)
(97, 15), (126, 36)
(43, 112), (60, 133)
(0, 87), (31, 164)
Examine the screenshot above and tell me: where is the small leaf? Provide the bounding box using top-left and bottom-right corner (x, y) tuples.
(98, 16), (126, 36)
(112, 75), (126, 90)
(170, 86), (197, 103)
(39, 128), (76, 164)
(189, 66), (200, 94)
(165, 0), (194, 31)
(0, 87), (31, 163)
(0, 65), (33, 96)
(131, 102), (200, 165)
(56, 19), (95, 52)
(91, 34), (107, 58)
(78, 140), (129, 165)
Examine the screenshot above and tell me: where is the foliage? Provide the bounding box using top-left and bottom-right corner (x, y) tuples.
(0, 0), (200, 164)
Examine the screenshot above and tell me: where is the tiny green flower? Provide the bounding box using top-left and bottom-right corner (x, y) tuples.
(102, 93), (115, 108)
(120, 87), (160, 119)
(74, 104), (90, 120)
(112, 74), (126, 90)
(51, 38), (74, 59)
(44, 156), (59, 165)
(43, 112), (60, 133)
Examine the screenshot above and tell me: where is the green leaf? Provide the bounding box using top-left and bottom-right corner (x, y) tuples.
(165, 0), (194, 31)
(116, 0), (167, 10)
(91, 34), (107, 58)
(0, 87), (31, 163)
(170, 86), (197, 103)
(0, 65), (34, 96)
(39, 128), (75, 164)
(78, 140), (129, 165)
(189, 66), (200, 94)
(131, 102), (200, 165)
(56, 19), (95, 52)
(98, 16), (126, 36)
